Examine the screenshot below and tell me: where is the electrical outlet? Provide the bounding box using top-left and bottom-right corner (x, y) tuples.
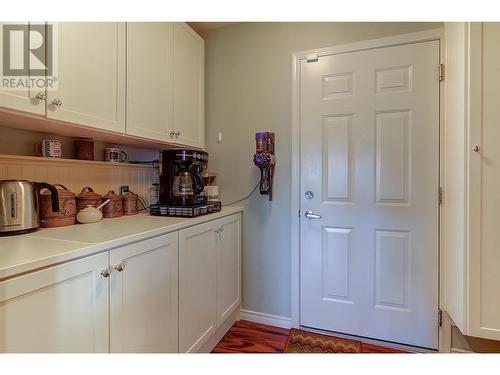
(119, 185), (130, 195)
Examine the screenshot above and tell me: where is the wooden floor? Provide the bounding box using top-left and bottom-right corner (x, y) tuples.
(212, 320), (407, 353)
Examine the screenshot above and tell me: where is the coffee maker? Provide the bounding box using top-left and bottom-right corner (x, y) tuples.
(151, 149), (221, 217)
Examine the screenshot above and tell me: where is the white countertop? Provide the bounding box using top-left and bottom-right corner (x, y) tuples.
(0, 206), (243, 280)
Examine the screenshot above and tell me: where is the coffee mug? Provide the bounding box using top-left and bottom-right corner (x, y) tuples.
(105, 148), (128, 163)
(35, 140), (62, 158)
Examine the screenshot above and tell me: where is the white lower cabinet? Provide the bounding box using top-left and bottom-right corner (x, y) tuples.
(216, 214), (241, 326)
(0, 212), (241, 353)
(179, 220), (218, 352)
(179, 213), (242, 352)
(0, 252), (109, 353)
(110, 232), (178, 353)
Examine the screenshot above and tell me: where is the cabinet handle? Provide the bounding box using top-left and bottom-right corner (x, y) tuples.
(52, 98), (63, 107)
(36, 92), (46, 101)
(100, 268), (111, 278)
(114, 263), (125, 272)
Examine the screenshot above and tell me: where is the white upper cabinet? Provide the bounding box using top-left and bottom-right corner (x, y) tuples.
(126, 23), (173, 141)
(0, 22), (46, 115)
(444, 22), (500, 341)
(0, 252), (109, 353)
(46, 23), (126, 133)
(109, 232), (179, 353)
(172, 23), (205, 149)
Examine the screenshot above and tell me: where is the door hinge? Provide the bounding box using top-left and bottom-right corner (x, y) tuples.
(306, 53), (319, 63)
(439, 64), (445, 81)
(438, 187), (443, 205)
(438, 309), (443, 327)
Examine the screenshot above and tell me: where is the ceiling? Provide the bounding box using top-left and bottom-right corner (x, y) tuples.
(187, 22), (240, 34)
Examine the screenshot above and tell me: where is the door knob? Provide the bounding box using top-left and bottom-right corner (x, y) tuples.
(114, 263), (125, 272)
(304, 210), (322, 220)
(100, 268), (111, 278)
(51, 98), (63, 106)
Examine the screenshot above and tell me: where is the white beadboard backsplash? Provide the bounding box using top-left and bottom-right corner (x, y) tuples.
(0, 155), (155, 205)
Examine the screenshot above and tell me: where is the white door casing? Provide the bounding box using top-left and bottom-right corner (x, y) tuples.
(300, 41), (440, 349)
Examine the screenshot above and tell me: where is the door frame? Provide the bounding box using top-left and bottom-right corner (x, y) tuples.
(290, 28), (445, 350)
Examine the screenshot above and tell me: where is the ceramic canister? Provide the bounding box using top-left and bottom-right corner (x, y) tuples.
(102, 190), (123, 218)
(122, 191), (139, 215)
(76, 186), (102, 211)
(40, 184), (77, 227)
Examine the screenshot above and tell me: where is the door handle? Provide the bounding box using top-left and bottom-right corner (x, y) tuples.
(304, 210), (322, 220)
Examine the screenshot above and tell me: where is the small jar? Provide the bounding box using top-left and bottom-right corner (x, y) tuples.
(102, 190), (123, 218)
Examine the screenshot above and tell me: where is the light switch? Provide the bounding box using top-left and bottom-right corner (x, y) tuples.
(218, 132), (223, 143)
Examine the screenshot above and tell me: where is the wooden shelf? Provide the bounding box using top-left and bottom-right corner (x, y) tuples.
(0, 154), (154, 169)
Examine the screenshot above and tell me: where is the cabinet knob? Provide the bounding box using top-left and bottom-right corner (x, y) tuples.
(175, 131), (181, 137)
(169, 131), (176, 137)
(114, 263), (125, 272)
(100, 268), (111, 278)
(473, 145), (481, 153)
(52, 98), (63, 107)
(36, 92), (46, 101)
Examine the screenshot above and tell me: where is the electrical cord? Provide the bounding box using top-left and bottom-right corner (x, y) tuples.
(222, 181), (260, 207)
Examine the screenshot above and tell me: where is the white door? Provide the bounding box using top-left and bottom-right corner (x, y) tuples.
(216, 213), (241, 326)
(179, 220), (217, 352)
(46, 23), (126, 133)
(0, 252), (109, 352)
(126, 23), (174, 142)
(109, 233), (179, 353)
(300, 41), (440, 349)
(172, 23), (204, 148)
(0, 22), (46, 115)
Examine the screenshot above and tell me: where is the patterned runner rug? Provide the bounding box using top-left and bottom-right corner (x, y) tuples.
(284, 329), (362, 353)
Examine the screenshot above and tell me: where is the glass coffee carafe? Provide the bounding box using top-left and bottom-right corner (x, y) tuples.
(171, 170), (204, 205)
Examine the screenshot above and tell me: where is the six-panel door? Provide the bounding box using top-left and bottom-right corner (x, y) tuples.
(109, 232), (179, 353)
(179, 220), (217, 352)
(0, 252), (109, 353)
(46, 22), (126, 133)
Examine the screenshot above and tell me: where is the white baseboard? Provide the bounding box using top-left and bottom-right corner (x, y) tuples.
(239, 309), (292, 329)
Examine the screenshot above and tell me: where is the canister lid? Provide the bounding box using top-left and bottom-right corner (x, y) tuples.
(103, 190), (121, 201)
(76, 186), (102, 199)
(41, 184), (75, 198)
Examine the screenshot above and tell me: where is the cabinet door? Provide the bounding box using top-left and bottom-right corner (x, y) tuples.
(110, 232), (179, 353)
(172, 23), (204, 148)
(126, 23), (174, 142)
(0, 22), (46, 115)
(46, 22), (125, 133)
(179, 220), (217, 352)
(216, 213), (241, 326)
(0, 252), (109, 353)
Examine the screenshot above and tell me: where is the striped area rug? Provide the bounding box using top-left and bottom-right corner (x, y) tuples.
(284, 329), (362, 353)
